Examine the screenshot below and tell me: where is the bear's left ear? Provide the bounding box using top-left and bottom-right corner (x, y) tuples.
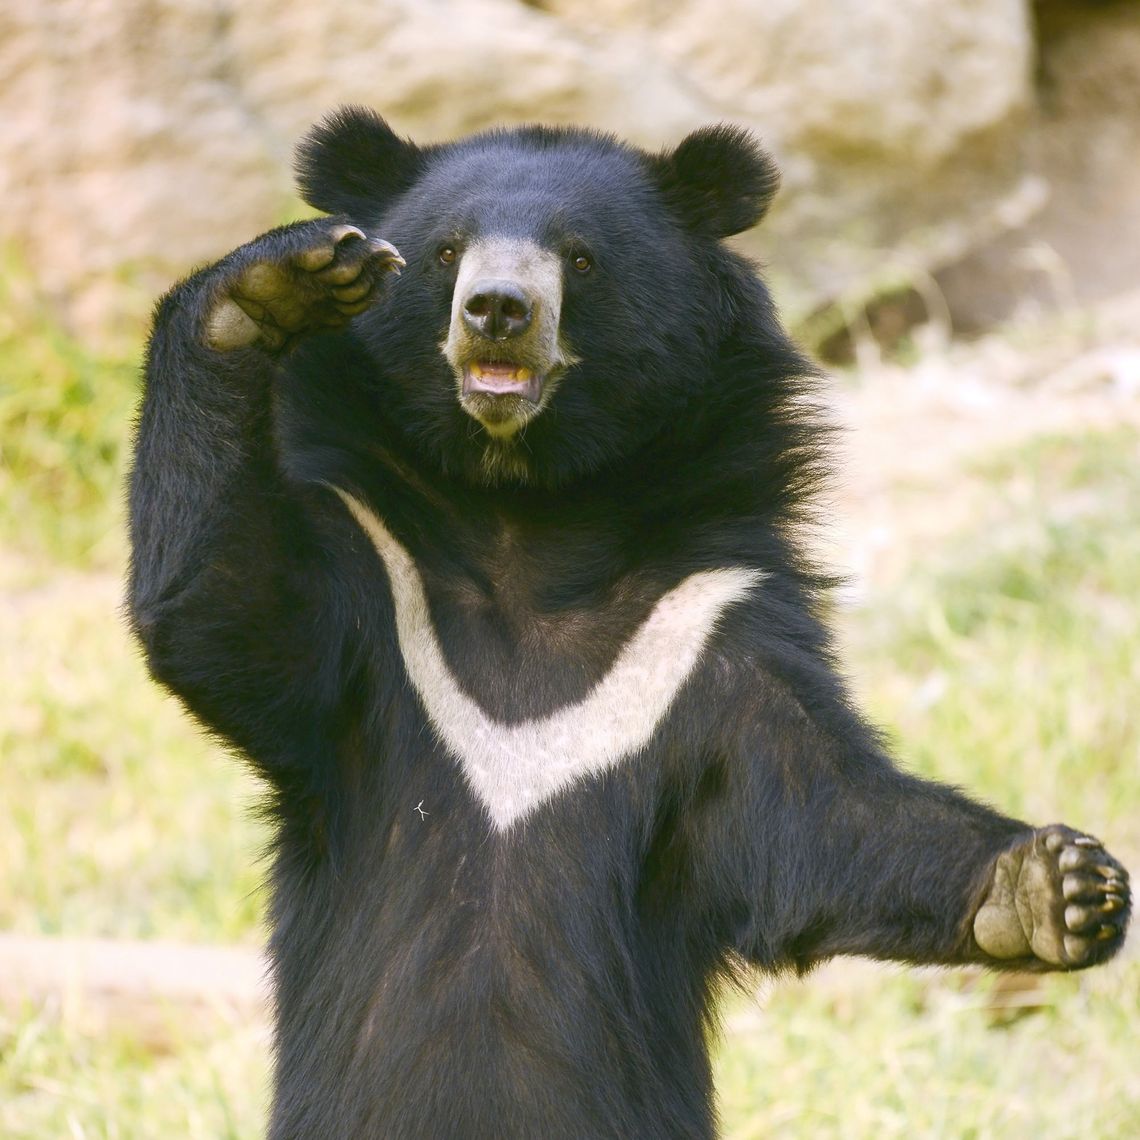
(295, 106), (425, 218)
(648, 125), (780, 239)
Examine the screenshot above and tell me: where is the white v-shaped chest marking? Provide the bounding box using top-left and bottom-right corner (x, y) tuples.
(334, 488), (762, 831)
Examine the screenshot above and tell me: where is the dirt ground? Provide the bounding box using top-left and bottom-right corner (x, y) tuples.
(831, 288), (1140, 593)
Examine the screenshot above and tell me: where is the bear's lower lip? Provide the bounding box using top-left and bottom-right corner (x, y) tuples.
(463, 362), (543, 403)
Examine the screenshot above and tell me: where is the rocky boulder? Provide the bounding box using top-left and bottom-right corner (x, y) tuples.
(1, 0), (1038, 341)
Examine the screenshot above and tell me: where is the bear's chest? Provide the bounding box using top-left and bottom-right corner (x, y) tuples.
(334, 488), (760, 830)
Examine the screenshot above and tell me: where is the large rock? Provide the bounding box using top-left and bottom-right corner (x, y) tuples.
(223, 2), (708, 147)
(937, 0), (1140, 328)
(545, 0), (1037, 316)
(0, 0), (283, 338)
(550, 0), (1030, 165)
(0, 0), (1037, 341)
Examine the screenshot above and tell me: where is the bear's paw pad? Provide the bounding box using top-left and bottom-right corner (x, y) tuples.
(205, 222), (403, 352)
(974, 824), (1130, 969)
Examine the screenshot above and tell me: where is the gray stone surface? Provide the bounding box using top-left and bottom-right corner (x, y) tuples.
(0, 0), (1048, 339)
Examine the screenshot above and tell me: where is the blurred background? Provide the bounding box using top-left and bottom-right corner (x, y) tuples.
(1, 1), (1138, 1136)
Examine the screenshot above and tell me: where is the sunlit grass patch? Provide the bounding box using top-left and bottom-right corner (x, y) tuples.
(0, 564), (268, 942)
(0, 267), (140, 567)
(856, 426), (1140, 831)
(0, 1002), (268, 1140)
(718, 961), (1140, 1140)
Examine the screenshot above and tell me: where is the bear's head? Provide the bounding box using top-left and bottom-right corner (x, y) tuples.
(295, 107), (781, 488)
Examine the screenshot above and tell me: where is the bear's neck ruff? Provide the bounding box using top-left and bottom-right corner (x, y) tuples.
(333, 487), (762, 830)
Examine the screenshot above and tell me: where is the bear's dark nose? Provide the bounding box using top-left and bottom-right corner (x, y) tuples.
(462, 281), (534, 341)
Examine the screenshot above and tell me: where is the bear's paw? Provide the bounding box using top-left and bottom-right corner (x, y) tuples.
(974, 824), (1130, 969)
(204, 220), (403, 352)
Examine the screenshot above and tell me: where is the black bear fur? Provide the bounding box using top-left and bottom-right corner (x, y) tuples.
(128, 108), (1131, 1139)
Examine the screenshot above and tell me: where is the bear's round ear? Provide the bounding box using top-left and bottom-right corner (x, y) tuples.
(295, 106), (424, 218)
(648, 125), (780, 239)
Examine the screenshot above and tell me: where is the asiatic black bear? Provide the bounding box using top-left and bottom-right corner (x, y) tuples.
(128, 107), (1131, 1139)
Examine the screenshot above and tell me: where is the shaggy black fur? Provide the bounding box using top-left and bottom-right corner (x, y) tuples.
(128, 108), (1130, 1139)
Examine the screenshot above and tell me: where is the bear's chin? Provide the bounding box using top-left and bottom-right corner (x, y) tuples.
(459, 391), (540, 439)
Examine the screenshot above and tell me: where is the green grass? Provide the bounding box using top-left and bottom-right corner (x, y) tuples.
(858, 427), (1140, 827)
(0, 266), (140, 568)
(1, 575), (267, 942)
(717, 964), (1140, 1139)
(1, 303), (1136, 1137)
(1, 1003), (268, 1140)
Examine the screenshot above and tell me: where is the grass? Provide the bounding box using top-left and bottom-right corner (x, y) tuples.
(717, 963), (1140, 1139)
(1, 1001), (268, 1140)
(860, 427), (1140, 827)
(1, 574), (267, 942)
(1, 300), (1136, 1137)
(0, 265), (140, 568)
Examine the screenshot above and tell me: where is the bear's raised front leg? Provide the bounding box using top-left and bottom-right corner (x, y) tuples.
(974, 825), (1131, 968)
(130, 217), (403, 777)
(134, 216), (405, 617)
(203, 221), (404, 352)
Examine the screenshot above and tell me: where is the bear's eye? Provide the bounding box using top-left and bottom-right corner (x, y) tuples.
(438, 245), (457, 266)
(572, 253), (592, 274)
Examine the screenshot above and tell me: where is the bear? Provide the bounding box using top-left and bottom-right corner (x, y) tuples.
(127, 107), (1131, 1139)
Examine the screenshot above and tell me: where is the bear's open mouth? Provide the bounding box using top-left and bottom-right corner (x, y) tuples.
(463, 361), (543, 404)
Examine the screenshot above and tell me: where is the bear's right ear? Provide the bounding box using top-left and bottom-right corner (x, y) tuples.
(648, 125), (780, 239)
(295, 106), (424, 218)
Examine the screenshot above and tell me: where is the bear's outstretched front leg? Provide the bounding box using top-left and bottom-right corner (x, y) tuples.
(738, 768), (1134, 974)
(775, 766), (1134, 973)
(974, 824), (1130, 969)
(703, 677), (1132, 975)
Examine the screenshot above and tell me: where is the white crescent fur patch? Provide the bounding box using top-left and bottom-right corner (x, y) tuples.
(334, 488), (763, 831)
